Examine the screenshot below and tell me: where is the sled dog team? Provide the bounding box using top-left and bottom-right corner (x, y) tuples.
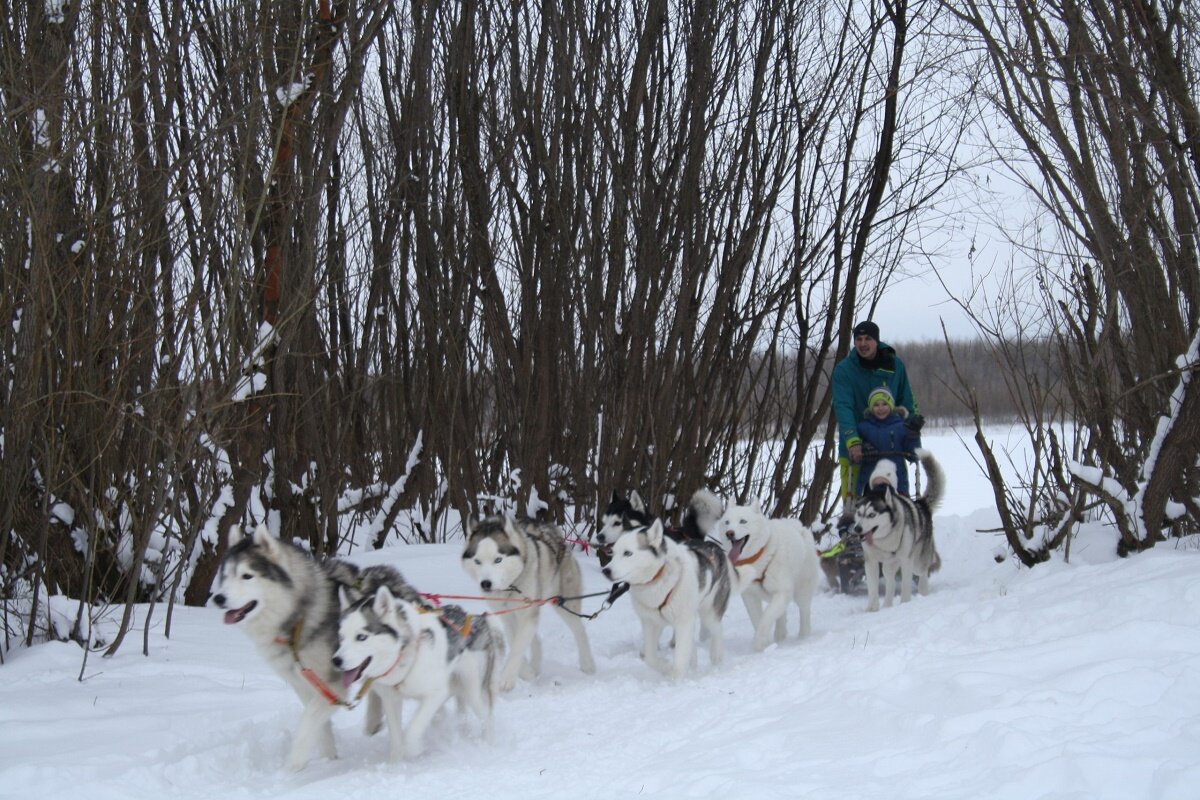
(212, 449), (943, 770)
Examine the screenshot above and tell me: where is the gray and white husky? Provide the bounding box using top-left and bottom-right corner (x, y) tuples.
(211, 523), (378, 771)
(714, 498), (821, 652)
(333, 569), (500, 761)
(853, 448), (944, 612)
(461, 515), (596, 691)
(601, 516), (744, 680)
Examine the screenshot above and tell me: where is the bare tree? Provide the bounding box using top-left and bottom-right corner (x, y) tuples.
(944, 0), (1200, 553)
(1, 0), (965, 657)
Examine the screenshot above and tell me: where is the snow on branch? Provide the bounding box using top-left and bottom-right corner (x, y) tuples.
(360, 432), (424, 547)
(232, 322), (278, 403)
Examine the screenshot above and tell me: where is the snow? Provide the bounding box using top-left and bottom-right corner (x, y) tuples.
(275, 76), (313, 107)
(2, 427), (1199, 800)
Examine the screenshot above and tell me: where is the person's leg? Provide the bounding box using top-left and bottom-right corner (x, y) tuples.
(838, 458), (859, 529)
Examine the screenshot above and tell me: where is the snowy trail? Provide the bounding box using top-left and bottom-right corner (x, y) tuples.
(4, 513), (1199, 800)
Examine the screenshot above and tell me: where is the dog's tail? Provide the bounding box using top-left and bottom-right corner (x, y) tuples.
(686, 488), (724, 536)
(914, 448), (944, 513)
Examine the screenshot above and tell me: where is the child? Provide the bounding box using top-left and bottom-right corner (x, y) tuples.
(855, 386), (920, 495)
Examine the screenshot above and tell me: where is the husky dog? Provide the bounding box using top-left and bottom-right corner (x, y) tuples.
(211, 523), (376, 771)
(461, 515), (596, 691)
(715, 498), (821, 652)
(333, 576), (500, 761)
(601, 517), (741, 680)
(595, 488), (724, 550)
(853, 448), (944, 612)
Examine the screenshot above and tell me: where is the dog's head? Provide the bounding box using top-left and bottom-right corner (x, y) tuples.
(596, 490), (654, 547)
(867, 459), (899, 491)
(333, 585), (421, 688)
(600, 518), (668, 585)
(714, 498), (768, 564)
(853, 486), (895, 546)
(211, 523), (293, 628)
(461, 515), (526, 593)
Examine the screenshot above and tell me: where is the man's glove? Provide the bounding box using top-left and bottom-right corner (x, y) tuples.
(849, 443), (863, 463)
(906, 413), (925, 433)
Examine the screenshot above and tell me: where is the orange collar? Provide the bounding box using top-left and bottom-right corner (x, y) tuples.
(354, 636), (415, 702)
(734, 545), (767, 567)
(641, 563), (677, 612)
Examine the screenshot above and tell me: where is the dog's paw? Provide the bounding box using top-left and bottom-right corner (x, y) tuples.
(580, 655), (596, 674)
(498, 674), (517, 693)
(866, 600), (880, 612)
(644, 655), (669, 674)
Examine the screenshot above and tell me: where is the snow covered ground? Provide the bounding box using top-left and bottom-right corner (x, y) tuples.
(2, 427), (1198, 800)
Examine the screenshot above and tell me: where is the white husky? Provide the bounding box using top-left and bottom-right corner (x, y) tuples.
(715, 499), (821, 652)
(211, 523), (378, 771)
(461, 515), (596, 691)
(334, 584), (500, 760)
(601, 518), (743, 680)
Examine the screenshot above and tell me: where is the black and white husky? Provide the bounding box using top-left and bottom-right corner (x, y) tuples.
(461, 515), (596, 691)
(595, 488), (724, 549)
(211, 524), (379, 771)
(853, 448), (945, 612)
(333, 568), (500, 761)
(714, 498), (821, 652)
(601, 516), (744, 680)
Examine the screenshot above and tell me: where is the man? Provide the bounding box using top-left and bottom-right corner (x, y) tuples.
(831, 320), (921, 519)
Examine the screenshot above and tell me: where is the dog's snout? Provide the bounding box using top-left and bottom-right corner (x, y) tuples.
(213, 593), (226, 607)
(480, 579), (492, 591)
(332, 655), (343, 668)
(602, 567), (612, 579)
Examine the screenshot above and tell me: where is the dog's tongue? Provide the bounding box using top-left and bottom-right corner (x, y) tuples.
(727, 534), (749, 564)
(341, 659), (370, 689)
(222, 601), (255, 625)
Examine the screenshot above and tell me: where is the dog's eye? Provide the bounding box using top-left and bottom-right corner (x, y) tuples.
(493, 557), (502, 565)
(355, 633), (367, 642)
(622, 550), (632, 557)
(241, 573), (253, 580)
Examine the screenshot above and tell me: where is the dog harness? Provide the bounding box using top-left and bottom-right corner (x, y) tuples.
(276, 620), (350, 707)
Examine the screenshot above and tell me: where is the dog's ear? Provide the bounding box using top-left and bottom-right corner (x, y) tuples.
(750, 497), (763, 515)
(610, 490), (621, 505)
(339, 585), (355, 611)
(252, 523), (277, 553)
(374, 585), (396, 617)
(629, 490), (647, 513)
(646, 518), (665, 550)
(225, 523), (245, 549)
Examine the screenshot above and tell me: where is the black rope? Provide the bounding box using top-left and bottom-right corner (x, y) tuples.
(550, 581), (630, 620)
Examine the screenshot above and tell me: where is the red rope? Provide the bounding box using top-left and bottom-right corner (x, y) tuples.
(420, 591), (558, 616)
(564, 536), (591, 554)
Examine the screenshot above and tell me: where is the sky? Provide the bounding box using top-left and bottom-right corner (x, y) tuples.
(2, 425), (1198, 800)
